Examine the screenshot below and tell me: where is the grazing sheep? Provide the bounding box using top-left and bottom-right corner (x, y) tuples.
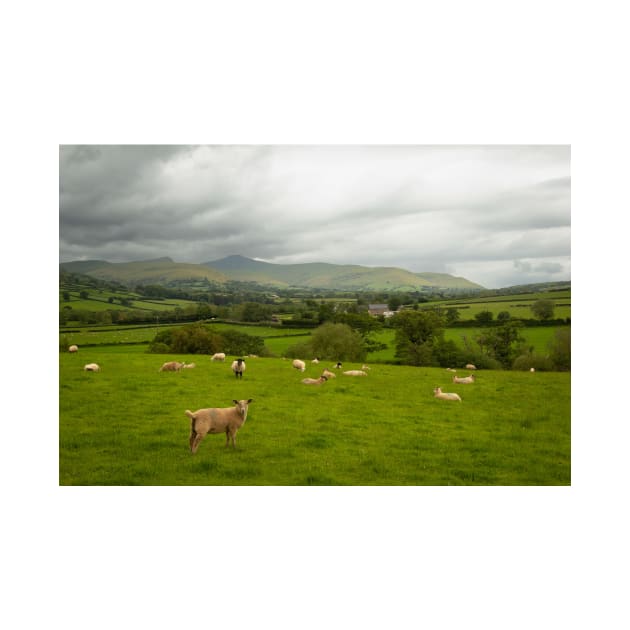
(322, 369), (336, 379)
(185, 399), (253, 452)
(301, 375), (328, 385)
(182, 362), (196, 369)
(68, 345), (78, 353)
(83, 363), (100, 372)
(292, 359), (306, 372)
(231, 358), (246, 379)
(465, 363), (477, 370)
(433, 387), (462, 402)
(211, 353), (226, 362)
(159, 361), (184, 372)
(453, 374), (475, 384)
(343, 370), (368, 376)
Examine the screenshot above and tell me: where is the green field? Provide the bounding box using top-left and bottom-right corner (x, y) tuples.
(59, 350), (570, 485)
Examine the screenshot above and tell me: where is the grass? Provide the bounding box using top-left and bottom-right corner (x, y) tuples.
(59, 351), (570, 485)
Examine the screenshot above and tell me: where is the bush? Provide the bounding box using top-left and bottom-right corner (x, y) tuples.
(512, 353), (554, 372)
(310, 323), (367, 362)
(548, 328), (571, 371)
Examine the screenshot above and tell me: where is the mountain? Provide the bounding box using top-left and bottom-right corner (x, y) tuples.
(59, 255), (485, 291)
(60, 258), (228, 286)
(202, 255), (485, 291)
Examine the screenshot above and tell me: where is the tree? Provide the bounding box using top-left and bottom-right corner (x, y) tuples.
(497, 311), (511, 322)
(531, 299), (555, 321)
(310, 323), (367, 362)
(63, 291), (70, 302)
(392, 310), (445, 366)
(474, 310), (494, 325)
(475, 321), (526, 367)
(79, 290), (89, 299)
(548, 327), (570, 370)
(445, 308), (460, 325)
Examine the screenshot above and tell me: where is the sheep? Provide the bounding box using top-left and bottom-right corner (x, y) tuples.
(83, 363), (100, 372)
(311, 358), (320, 364)
(211, 353), (226, 362)
(334, 362), (343, 369)
(530, 367), (536, 373)
(292, 359), (306, 372)
(343, 370), (368, 376)
(231, 358), (246, 378)
(68, 345), (78, 353)
(433, 387), (462, 402)
(301, 375), (328, 385)
(159, 361), (184, 372)
(453, 374), (475, 384)
(182, 362), (196, 369)
(465, 363), (477, 370)
(185, 399), (253, 453)
(321, 369), (336, 379)
(361, 364), (371, 371)
(446, 368), (457, 373)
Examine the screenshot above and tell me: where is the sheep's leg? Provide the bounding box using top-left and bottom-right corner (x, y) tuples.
(191, 432), (204, 454)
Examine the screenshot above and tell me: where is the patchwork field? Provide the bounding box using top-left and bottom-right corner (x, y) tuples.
(59, 349), (571, 485)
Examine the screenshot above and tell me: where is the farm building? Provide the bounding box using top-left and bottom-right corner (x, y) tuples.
(368, 304), (397, 318)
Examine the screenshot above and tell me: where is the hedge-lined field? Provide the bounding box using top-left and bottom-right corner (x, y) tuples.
(59, 350), (570, 485)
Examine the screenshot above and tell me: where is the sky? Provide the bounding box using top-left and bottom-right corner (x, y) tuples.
(59, 144), (570, 289)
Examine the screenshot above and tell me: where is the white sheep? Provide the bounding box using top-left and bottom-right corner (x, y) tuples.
(231, 358), (246, 379)
(361, 364), (371, 371)
(311, 358), (320, 364)
(159, 361), (184, 372)
(321, 369), (336, 379)
(446, 368), (457, 373)
(83, 363), (100, 372)
(301, 375), (328, 385)
(68, 345), (78, 353)
(333, 362), (343, 369)
(182, 362), (196, 369)
(292, 359), (306, 372)
(530, 367), (536, 373)
(433, 387), (462, 402)
(343, 370), (368, 376)
(453, 374), (475, 384)
(185, 399), (253, 452)
(211, 352), (226, 362)
(465, 363), (477, 370)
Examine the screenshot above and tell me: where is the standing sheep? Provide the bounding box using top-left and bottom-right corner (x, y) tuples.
(465, 363), (477, 370)
(185, 399), (253, 452)
(231, 358), (246, 378)
(211, 353), (226, 362)
(292, 359), (306, 372)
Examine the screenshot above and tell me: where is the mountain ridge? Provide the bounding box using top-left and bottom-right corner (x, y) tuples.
(60, 255), (486, 291)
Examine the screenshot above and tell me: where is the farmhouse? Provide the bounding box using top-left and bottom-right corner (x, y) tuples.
(368, 304), (397, 318)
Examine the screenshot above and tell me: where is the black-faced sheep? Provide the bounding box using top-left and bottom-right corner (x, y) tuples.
(231, 358), (246, 378)
(185, 399), (253, 452)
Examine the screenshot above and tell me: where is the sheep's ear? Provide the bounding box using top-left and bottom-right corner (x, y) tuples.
(233, 400), (239, 405)
(247, 398), (253, 403)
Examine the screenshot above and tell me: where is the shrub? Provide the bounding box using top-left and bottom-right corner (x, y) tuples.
(512, 353), (554, 371)
(548, 328), (571, 371)
(310, 322), (367, 362)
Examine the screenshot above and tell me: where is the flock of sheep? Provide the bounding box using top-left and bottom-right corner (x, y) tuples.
(67, 343), (489, 453)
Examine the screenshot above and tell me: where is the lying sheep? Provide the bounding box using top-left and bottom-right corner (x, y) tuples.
(83, 363), (100, 372)
(453, 374), (475, 384)
(159, 361), (184, 372)
(333, 362), (343, 369)
(433, 387), (462, 402)
(182, 362), (196, 369)
(321, 369), (336, 379)
(68, 345), (78, 353)
(231, 358), (246, 378)
(465, 363), (477, 370)
(292, 359), (306, 372)
(211, 353), (226, 362)
(185, 399), (253, 452)
(530, 367), (536, 373)
(343, 370), (368, 376)
(311, 358), (320, 364)
(301, 375), (328, 385)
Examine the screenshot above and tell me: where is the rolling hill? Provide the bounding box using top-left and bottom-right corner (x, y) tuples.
(60, 255), (485, 291)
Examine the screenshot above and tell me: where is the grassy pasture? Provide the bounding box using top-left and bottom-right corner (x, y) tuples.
(59, 350), (570, 485)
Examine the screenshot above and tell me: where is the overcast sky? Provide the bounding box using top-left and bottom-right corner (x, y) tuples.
(59, 144), (570, 289)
